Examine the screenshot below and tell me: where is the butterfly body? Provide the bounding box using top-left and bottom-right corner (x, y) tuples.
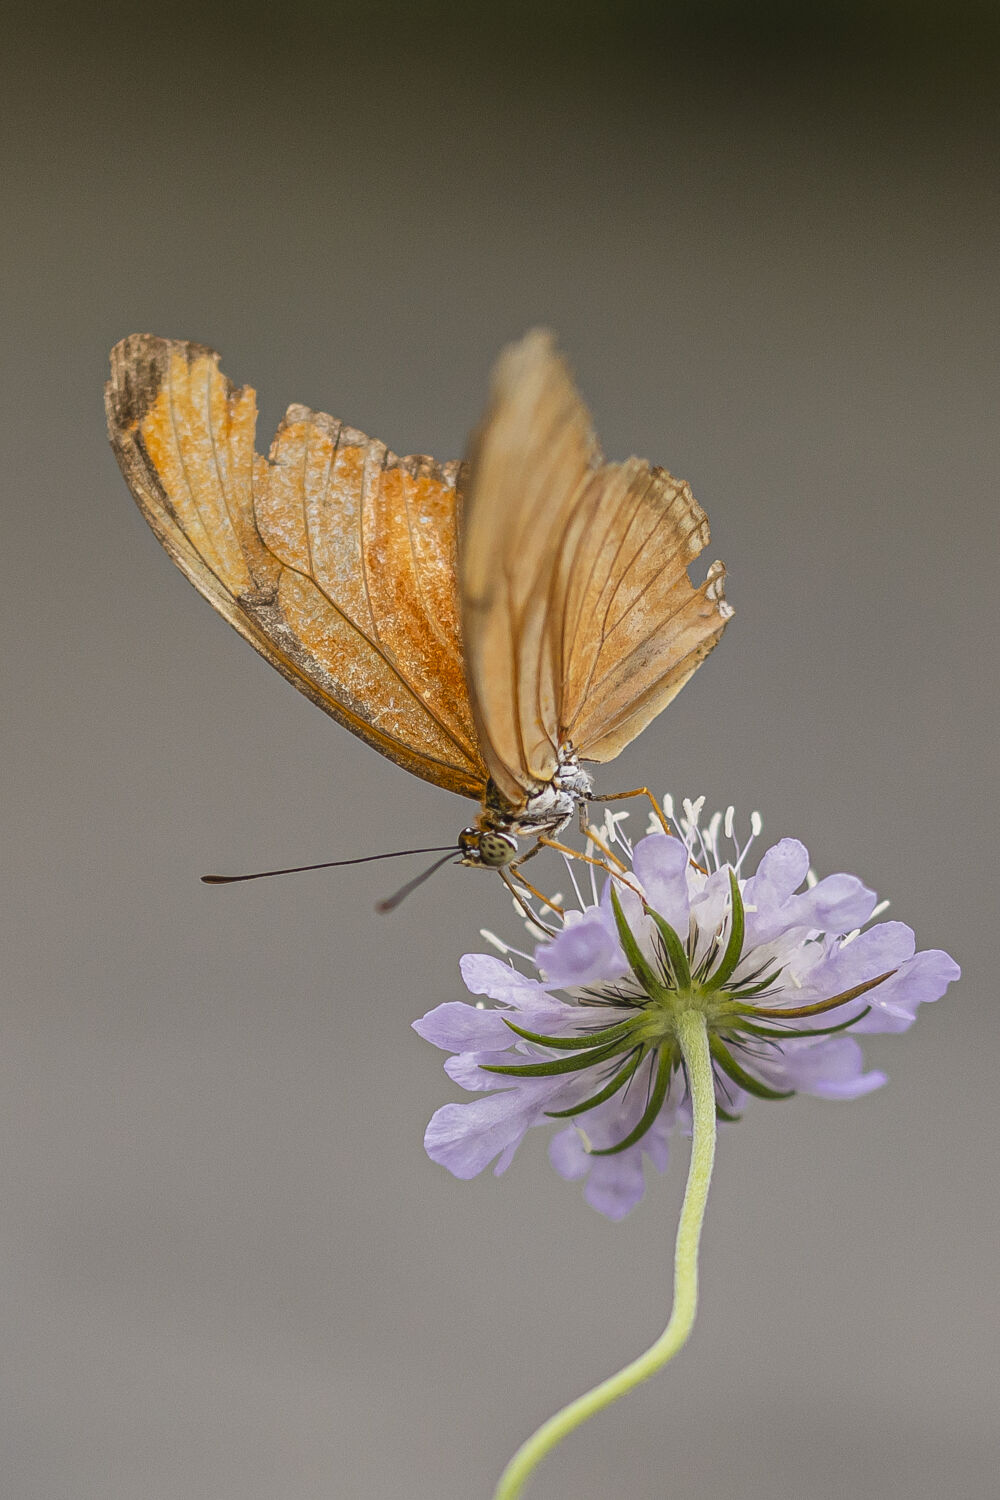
(107, 332), (731, 877)
(458, 748), (594, 868)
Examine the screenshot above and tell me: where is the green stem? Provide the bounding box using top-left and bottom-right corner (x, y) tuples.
(492, 1009), (717, 1500)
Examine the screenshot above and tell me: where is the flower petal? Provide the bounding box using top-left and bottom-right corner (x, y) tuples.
(744, 838), (810, 913)
(582, 1149), (648, 1220)
(742, 839), (876, 946)
(850, 949), (961, 1033)
(412, 1000), (517, 1052)
(548, 1125), (590, 1181)
(690, 867), (734, 972)
(789, 872), (878, 937)
(748, 1035), (886, 1099)
(444, 1049), (525, 1090)
(547, 1127), (650, 1219)
(631, 834), (691, 932)
(424, 1078), (563, 1179)
(459, 953), (554, 1006)
(535, 906), (625, 987)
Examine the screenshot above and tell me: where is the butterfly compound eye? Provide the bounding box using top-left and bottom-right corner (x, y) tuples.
(458, 829), (519, 869)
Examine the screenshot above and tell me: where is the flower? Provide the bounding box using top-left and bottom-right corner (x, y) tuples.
(414, 800), (960, 1220)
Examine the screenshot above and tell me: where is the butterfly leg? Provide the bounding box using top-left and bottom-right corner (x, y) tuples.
(500, 867), (561, 935)
(536, 835), (643, 900)
(587, 788), (708, 875)
(510, 861), (565, 917)
(586, 786), (671, 835)
(574, 804), (629, 872)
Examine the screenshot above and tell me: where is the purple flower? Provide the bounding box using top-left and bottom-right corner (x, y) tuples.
(415, 800), (959, 1220)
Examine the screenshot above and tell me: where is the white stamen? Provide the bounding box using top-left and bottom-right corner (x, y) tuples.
(562, 854), (587, 911)
(681, 795), (711, 866)
(483, 928), (534, 962)
(705, 810), (722, 867)
(663, 793), (675, 822)
(729, 808), (763, 874)
(510, 893), (550, 942)
(724, 805), (735, 840)
(805, 868), (819, 889)
(842, 928), (861, 946)
(870, 899), (891, 919)
(480, 929), (509, 953)
(683, 795), (705, 827)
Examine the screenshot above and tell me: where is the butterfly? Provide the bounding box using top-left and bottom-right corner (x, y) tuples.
(106, 330), (732, 890)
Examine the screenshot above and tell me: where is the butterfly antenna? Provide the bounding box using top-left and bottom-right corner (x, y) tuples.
(375, 850), (461, 914)
(201, 847), (458, 885)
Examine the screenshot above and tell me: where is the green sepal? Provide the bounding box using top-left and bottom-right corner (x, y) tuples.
(609, 886), (670, 1000)
(501, 1014), (639, 1051)
(644, 905), (692, 991)
(751, 968), (896, 1021)
(589, 1045), (673, 1155)
(715, 1101), (743, 1123)
(709, 1035), (795, 1100)
(729, 968), (783, 999)
(480, 1033), (636, 1079)
(703, 869), (746, 992)
(740, 1005), (871, 1042)
(544, 1046), (647, 1118)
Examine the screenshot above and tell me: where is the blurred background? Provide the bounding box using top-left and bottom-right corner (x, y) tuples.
(2, 3), (996, 1496)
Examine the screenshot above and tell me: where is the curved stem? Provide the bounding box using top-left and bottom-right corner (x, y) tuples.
(492, 1010), (717, 1500)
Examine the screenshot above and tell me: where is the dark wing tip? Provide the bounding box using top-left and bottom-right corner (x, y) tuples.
(106, 335), (222, 432)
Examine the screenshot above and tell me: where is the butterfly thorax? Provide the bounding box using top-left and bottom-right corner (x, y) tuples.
(457, 746), (593, 869)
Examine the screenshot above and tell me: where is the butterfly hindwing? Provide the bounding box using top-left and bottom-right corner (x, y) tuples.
(557, 459), (731, 761)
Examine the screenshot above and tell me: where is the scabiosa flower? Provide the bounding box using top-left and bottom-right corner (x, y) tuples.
(415, 799), (959, 1220)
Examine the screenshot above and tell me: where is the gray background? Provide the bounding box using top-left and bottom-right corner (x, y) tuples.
(2, 4), (996, 1496)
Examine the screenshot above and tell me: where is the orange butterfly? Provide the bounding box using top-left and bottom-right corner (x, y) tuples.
(106, 332), (731, 886)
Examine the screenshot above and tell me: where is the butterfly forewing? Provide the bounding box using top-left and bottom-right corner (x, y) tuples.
(460, 331), (600, 806)
(461, 331), (731, 800)
(107, 336), (487, 798)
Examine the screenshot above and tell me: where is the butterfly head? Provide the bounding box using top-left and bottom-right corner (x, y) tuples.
(458, 827), (519, 870)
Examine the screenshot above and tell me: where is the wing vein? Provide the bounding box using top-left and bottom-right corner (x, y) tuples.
(576, 587), (714, 702)
(301, 416), (317, 580)
(402, 466), (448, 654)
(202, 361), (240, 556)
(258, 542), (480, 768)
(164, 359), (234, 585)
(505, 565), (532, 784)
(564, 471), (640, 721)
(357, 444), (382, 647)
(594, 472), (652, 649)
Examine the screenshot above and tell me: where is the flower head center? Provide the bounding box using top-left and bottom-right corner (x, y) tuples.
(479, 851), (901, 1156)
